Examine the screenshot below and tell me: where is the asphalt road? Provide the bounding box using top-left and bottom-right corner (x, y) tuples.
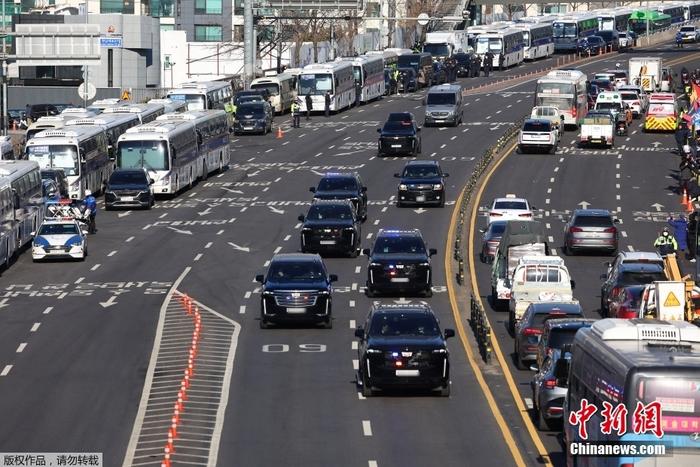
(0, 41), (696, 467)
(468, 43), (700, 466)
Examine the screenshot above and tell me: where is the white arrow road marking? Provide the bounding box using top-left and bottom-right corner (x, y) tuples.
(268, 206), (285, 214)
(578, 201), (591, 209)
(118, 210), (131, 218)
(413, 208), (427, 214)
(167, 226), (193, 235)
(198, 207), (212, 216)
(221, 187), (244, 194)
(100, 296), (118, 308)
(227, 242), (251, 253)
(651, 203), (664, 212)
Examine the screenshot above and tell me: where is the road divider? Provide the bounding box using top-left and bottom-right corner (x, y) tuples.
(470, 295), (493, 363)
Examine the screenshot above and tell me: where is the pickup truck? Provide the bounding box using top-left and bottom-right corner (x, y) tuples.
(508, 256), (577, 333)
(579, 111), (615, 148)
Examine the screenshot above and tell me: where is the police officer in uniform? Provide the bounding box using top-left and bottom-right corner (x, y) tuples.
(654, 227), (678, 256)
(291, 99), (301, 128)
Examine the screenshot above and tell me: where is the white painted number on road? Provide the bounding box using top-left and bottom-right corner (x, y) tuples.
(262, 344), (327, 353)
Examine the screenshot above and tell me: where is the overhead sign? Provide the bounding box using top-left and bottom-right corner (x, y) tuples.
(100, 37), (123, 48)
(655, 281), (685, 321)
(14, 24), (101, 66)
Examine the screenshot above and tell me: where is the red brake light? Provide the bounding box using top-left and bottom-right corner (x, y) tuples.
(544, 378), (557, 389)
(518, 213), (532, 218)
(571, 107), (577, 118)
(569, 227), (583, 233)
(522, 328), (542, 336)
(395, 360), (403, 367)
(489, 212), (503, 217)
(610, 286), (621, 298)
(604, 227), (617, 233)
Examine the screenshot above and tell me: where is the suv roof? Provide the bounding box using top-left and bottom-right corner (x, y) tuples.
(543, 318), (596, 330)
(377, 228), (422, 238)
(373, 303), (433, 314)
(321, 172), (357, 179)
(270, 253), (322, 263)
(615, 251), (663, 263)
(618, 262), (664, 273)
(405, 160), (439, 167)
(311, 198), (354, 207)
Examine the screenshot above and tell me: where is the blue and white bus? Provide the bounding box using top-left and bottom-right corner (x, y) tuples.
(474, 28), (525, 69)
(683, 1), (700, 21)
(147, 98), (188, 114)
(565, 319), (700, 467)
(0, 161), (43, 268)
(597, 9), (632, 32)
(512, 22), (554, 61)
(167, 81), (234, 111)
(25, 126), (110, 199)
(116, 119), (199, 195)
(64, 113), (141, 161)
(298, 61), (356, 113)
(553, 14), (599, 52)
(655, 2), (686, 25)
(337, 54), (386, 103)
(250, 74), (296, 114)
(102, 103), (166, 124)
(156, 110), (230, 178)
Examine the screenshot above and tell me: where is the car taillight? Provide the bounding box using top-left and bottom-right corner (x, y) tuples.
(489, 212), (503, 217)
(618, 306), (637, 319)
(518, 213), (532, 218)
(604, 227), (617, 234)
(569, 227), (583, 233)
(522, 328), (542, 336)
(571, 107), (577, 118)
(544, 378), (557, 389)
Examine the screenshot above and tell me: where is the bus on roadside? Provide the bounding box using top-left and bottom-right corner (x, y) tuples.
(298, 61), (356, 113)
(596, 9), (632, 32)
(534, 69), (589, 127)
(147, 98), (187, 114)
(102, 103), (166, 124)
(565, 319), (700, 467)
(25, 126), (110, 200)
(0, 161), (43, 268)
(167, 80), (234, 111)
(552, 14), (599, 53)
(337, 54), (386, 103)
(512, 22), (554, 61)
(64, 113), (141, 161)
(250, 74), (296, 114)
(474, 28), (525, 69)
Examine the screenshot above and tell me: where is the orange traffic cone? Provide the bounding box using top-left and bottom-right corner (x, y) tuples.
(683, 188), (689, 206)
(688, 195), (695, 213)
(276, 126), (283, 139)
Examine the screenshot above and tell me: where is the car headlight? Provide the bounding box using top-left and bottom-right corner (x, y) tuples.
(366, 349), (382, 354)
(369, 262), (381, 267)
(433, 184), (443, 190)
(399, 184), (407, 191)
(262, 290), (274, 296)
(419, 262), (430, 267)
(432, 348), (447, 354)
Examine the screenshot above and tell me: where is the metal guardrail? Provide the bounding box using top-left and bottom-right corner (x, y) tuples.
(470, 293), (492, 363)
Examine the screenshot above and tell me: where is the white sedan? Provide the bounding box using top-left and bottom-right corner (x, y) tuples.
(487, 195), (533, 224)
(32, 218), (88, 261)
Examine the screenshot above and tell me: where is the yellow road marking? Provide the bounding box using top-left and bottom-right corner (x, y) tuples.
(445, 139), (527, 467)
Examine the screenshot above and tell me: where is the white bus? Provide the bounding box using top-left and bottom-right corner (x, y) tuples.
(565, 319), (700, 467)
(25, 126), (110, 199)
(156, 110), (231, 177)
(513, 22), (554, 60)
(0, 160), (43, 268)
(167, 81), (234, 111)
(116, 120), (199, 195)
(102, 103), (166, 124)
(534, 69), (588, 127)
(147, 98), (187, 114)
(25, 109), (99, 141)
(366, 49), (398, 68)
(597, 9), (632, 32)
(553, 14), (599, 53)
(65, 113), (141, 161)
(87, 98), (124, 113)
(337, 55), (386, 103)
(297, 61), (355, 113)
(250, 74), (296, 114)
(474, 28), (525, 69)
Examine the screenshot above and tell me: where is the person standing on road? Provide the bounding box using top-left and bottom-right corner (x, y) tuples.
(669, 214), (689, 253)
(677, 120), (691, 155)
(472, 55), (481, 78)
(291, 99), (301, 128)
(654, 228), (678, 256)
(82, 190), (97, 234)
(676, 30), (684, 48)
(324, 91), (331, 117)
(689, 210), (699, 262)
(484, 51), (494, 77)
(305, 93), (313, 121)
(402, 71), (410, 95)
(355, 81), (362, 108)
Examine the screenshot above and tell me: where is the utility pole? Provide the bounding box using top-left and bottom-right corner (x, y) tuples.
(244, 0), (254, 89)
(83, 3), (89, 108)
(1, 0), (7, 135)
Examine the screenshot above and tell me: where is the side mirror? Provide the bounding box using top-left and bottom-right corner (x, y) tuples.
(255, 274), (265, 283)
(529, 364), (539, 372)
(329, 274), (338, 283)
(444, 328), (455, 339)
(229, 127), (235, 133)
(422, 97), (426, 105)
(376, 128), (381, 133)
(298, 214), (305, 222)
(416, 127), (421, 132)
(570, 280), (576, 289)
(394, 173), (401, 178)
(362, 248), (371, 256)
(429, 248), (437, 256)
(81, 229), (89, 236)
(354, 327), (364, 339)
(600, 274), (607, 280)
(30, 231), (36, 237)
(309, 187), (316, 193)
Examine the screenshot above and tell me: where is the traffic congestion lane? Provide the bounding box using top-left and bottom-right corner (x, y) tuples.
(468, 46), (700, 465)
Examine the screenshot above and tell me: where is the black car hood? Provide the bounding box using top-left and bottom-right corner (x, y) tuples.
(366, 335), (445, 350)
(400, 176), (442, 185)
(264, 280), (328, 291)
(303, 219), (354, 228)
(108, 183), (148, 191)
(314, 190), (359, 200)
(370, 253), (429, 263)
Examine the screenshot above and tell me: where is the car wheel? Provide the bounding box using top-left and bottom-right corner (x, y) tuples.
(417, 143), (422, 154)
(349, 248), (359, 259)
(508, 310), (515, 335)
(514, 342), (526, 370)
(439, 383), (451, 397)
(423, 287), (433, 298)
(439, 198), (445, 208)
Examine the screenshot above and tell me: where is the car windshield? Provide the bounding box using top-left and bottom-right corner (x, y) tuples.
(387, 113), (412, 122)
(298, 73), (333, 96)
(547, 328), (580, 349)
(306, 204), (353, 220)
(237, 96), (264, 105)
(423, 43), (450, 57)
(681, 26), (695, 32)
(117, 141), (169, 171)
(523, 122), (551, 132)
(573, 215), (613, 227)
(369, 312), (440, 337)
(403, 165), (439, 178)
(267, 261), (326, 282)
(618, 270), (666, 286)
(317, 177), (357, 191)
(109, 171), (147, 185)
(596, 102), (622, 112)
(26, 144), (79, 176)
(39, 223), (79, 235)
(250, 83), (279, 96)
(494, 201), (527, 210)
(427, 93), (456, 105)
(621, 93), (638, 101)
(583, 115), (612, 125)
(553, 22), (577, 38)
(382, 121), (415, 133)
(373, 235), (426, 255)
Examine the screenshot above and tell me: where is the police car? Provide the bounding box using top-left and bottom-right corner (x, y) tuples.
(487, 194), (533, 224)
(32, 218), (88, 261)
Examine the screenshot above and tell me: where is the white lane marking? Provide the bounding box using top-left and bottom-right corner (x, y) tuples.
(244, 291), (252, 299)
(352, 341), (358, 350)
(440, 144), (446, 149)
(616, 173), (620, 179)
(545, 198), (550, 204)
(275, 177), (282, 183)
(205, 242), (213, 249)
(108, 250), (117, 257)
(350, 319), (356, 329)
(159, 213), (168, 219)
(188, 192), (197, 198)
(381, 207), (388, 212)
(615, 163), (620, 169)
(355, 266), (361, 274)
(616, 194), (621, 200)
(450, 136), (457, 140)
(524, 398), (533, 410)
(551, 248), (557, 255)
(362, 420), (373, 436)
(550, 177), (555, 183)
(295, 223), (302, 229)
(16, 343), (27, 353)
(43, 307), (53, 315)
(264, 260), (270, 267)
(265, 148), (274, 154)
(353, 359), (359, 370)
(547, 188), (552, 194)
(545, 223), (551, 229)
(75, 277), (85, 284)
(315, 152), (323, 158)
(282, 141), (289, 146)
(217, 229), (224, 235)
(627, 245), (635, 252)
(0, 365), (12, 376)
(430, 152), (437, 157)
(142, 224), (151, 230)
(495, 110), (502, 114)
(30, 322), (41, 332)
(367, 233), (373, 239)
(358, 392), (366, 400)
(274, 246), (282, 254)
(262, 187), (269, 192)
(240, 207), (248, 212)
(352, 283), (358, 290)
(284, 235), (291, 241)
(91, 264), (101, 271)
(344, 136), (351, 141)
(126, 236), (135, 242)
(621, 231), (628, 238)
(350, 300), (356, 307)
(373, 219), (380, 225)
(548, 236), (554, 243)
(554, 167), (559, 172)
(194, 253), (203, 262)
(369, 462), (378, 467)
(239, 305), (246, 314)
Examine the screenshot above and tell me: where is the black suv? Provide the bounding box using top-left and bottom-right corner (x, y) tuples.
(354, 303), (454, 397)
(364, 229), (436, 297)
(104, 168), (155, 210)
(233, 102), (272, 135)
(377, 117), (422, 157)
(256, 253), (337, 329)
(310, 172), (368, 221)
(395, 160), (449, 207)
(298, 199), (361, 257)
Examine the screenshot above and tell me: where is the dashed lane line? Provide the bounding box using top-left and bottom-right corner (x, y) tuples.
(108, 251), (118, 257)
(194, 253), (203, 262)
(16, 343), (27, 353)
(239, 306), (246, 314)
(349, 319), (356, 328)
(91, 264), (101, 271)
(0, 365), (12, 376)
(126, 236), (135, 242)
(43, 307), (52, 315)
(205, 242), (213, 249)
(362, 420), (373, 436)
(75, 277), (85, 284)
(30, 323), (40, 332)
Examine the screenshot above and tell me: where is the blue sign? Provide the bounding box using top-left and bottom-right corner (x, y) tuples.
(100, 37), (123, 48)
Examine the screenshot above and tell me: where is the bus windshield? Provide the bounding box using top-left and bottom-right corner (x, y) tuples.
(298, 73), (333, 96)
(168, 94), (206, 111)
(250, 83), (280, 96)
(476, 37), (502, 54)
(553, 22), (577, 38)
(638, 376), (700, 434)
(26, 145), (79, 176)
(117, 141), (169, 171)
(423, 43), (450, 57)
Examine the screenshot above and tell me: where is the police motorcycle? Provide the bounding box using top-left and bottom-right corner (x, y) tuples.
(44, 199), (91, 233)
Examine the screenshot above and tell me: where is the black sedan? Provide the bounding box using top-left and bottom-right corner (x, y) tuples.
(377, 119), (422, 157)
(395, 160), (449, 207)
(355, 303), (454, 397)
(298, 199), (361, 257)
(585, 35), (606, 55)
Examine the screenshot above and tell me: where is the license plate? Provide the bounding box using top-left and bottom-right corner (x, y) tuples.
(244, 127), (254, 130)
(416, 196), (426, 202)
(391, 144), (402, 148)
(391, 277), (410, 283)
(395, 369), (420, 377)
(120, 196), (134, 202)
(435, 120), (445, 123)
(319, 240), (336, 245)
(286, 307), (306, 314)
